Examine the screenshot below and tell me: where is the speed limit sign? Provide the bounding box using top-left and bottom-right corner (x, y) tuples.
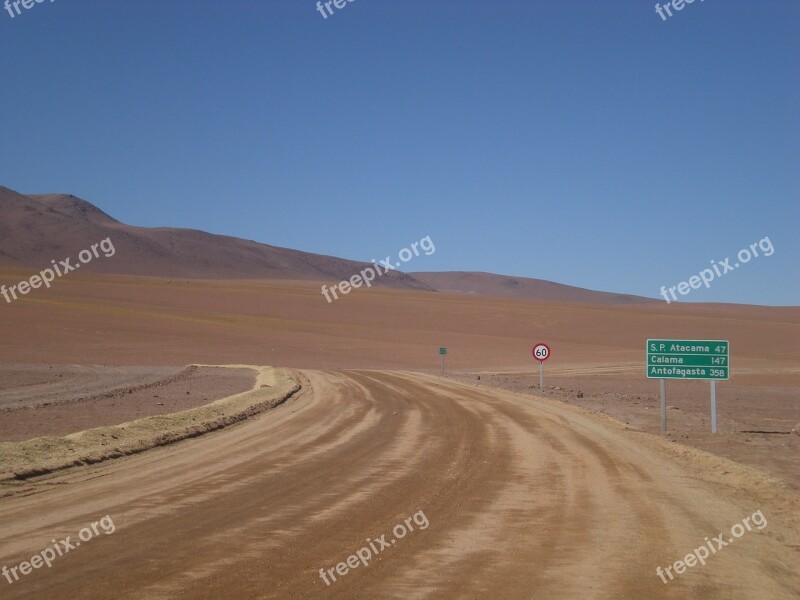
(532, 343), (550, 363)
(532, 343), (550, 392)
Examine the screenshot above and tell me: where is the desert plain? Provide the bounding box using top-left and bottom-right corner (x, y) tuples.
(0, 269), (797, 599)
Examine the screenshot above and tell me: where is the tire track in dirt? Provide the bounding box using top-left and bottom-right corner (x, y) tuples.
(0, 370), (796, 599)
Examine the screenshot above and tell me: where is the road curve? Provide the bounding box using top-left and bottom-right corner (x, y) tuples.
(0, 370), (797, 599)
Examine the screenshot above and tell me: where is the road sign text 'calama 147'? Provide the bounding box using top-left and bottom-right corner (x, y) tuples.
(646, 339), (729, 380)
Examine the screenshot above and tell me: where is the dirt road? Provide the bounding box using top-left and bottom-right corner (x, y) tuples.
(0, 371), (797, 599)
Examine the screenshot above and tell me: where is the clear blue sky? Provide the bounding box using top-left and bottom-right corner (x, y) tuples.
(1, 0), (798, 305)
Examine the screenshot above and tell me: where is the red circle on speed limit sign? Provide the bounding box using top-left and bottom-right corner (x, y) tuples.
(532, 343), (550, 362)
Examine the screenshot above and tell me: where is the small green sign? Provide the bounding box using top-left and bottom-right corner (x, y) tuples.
(646, 339), (729, 380)
(439, 347), (447, 355)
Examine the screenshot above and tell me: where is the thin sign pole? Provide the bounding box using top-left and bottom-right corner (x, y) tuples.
(539, 361), (543, 392)
(441, 353), (444, 375)
(711, 380), (717, 433)
(660, 378), (666, 432)
(532, 343), (550, 392)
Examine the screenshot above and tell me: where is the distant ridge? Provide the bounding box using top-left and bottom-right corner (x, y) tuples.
(410, 271), (656, 304)
(1, 184), (653, 303)
(0, 186), (430, 289)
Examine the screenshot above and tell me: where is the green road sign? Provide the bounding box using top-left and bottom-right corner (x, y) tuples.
(646, 339), (729, 380)
(439, 347), (447, 355)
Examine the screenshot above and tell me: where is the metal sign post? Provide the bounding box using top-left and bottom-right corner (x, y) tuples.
(710, 380), (717, 433)
(539, 362), (544, 392)
(531, 343), (551, 392)
(660, 378), (666, 432)
(439, 347), (447, 375)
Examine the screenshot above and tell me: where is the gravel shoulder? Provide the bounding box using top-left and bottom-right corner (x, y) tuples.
(0, 365), (299, 482)
(0, 365), (257, 441)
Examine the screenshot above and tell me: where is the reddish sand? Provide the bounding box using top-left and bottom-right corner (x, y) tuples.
(0, 365), (255, 441)
(0, 271), (796, 371)
(0, 271), (796, 485)
(0, 371), (797, 599)
(0, 272), (797, 599)
(446, 370), (799, 490)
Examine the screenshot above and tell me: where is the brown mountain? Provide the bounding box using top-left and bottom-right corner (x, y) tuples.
(1, 185), (654, 303)
(409, 271), (656, 304)
(0, 186), (430, 289)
